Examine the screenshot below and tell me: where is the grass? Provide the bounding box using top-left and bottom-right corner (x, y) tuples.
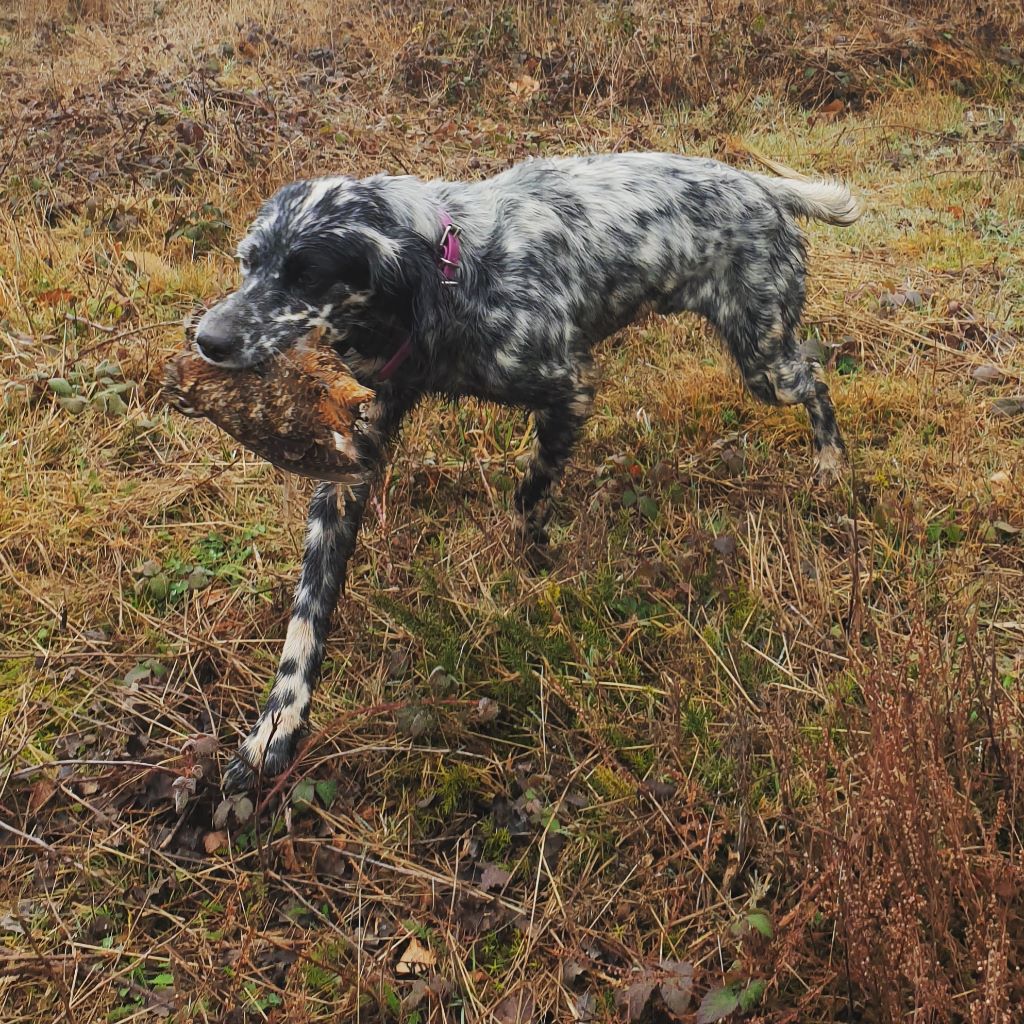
(1, 2), (1023, 1022)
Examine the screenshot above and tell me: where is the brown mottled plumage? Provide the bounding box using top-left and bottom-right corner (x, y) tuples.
(162, 329), (375, 483)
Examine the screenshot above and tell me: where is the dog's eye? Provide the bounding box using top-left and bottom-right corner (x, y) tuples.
(284, 254), (320, 290)
(239, 253), (260, 276)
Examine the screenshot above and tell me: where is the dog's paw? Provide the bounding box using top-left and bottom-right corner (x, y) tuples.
(223, 751), (259, 793)
(223, 724), (302, 792)
(522, 538), (556, 572)
(813, 445), (846, 486)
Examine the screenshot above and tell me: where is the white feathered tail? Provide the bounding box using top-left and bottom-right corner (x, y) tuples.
(739, 144), (863, 226)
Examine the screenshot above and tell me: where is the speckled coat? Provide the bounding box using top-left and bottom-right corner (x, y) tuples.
(191, 152), (862, 789)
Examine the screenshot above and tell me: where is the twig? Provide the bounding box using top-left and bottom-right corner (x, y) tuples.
(74, 318), (182, 360)
(0, 817), (56, 854)
(9, 758), (180, 781)
(65, 312), (116, 333)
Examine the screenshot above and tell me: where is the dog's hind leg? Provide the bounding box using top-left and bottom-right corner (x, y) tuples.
(737, 341), (846, 482)
(514, 361), (597, 546)
(711, 253), (846, 482)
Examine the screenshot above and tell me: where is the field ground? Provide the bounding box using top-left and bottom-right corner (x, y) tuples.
(2, 2), (1024, 1022)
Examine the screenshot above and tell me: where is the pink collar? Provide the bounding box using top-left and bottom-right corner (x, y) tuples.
(376, 208), (460, 381)
(437, 210), (461, 285)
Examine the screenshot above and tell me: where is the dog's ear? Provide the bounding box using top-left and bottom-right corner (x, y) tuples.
(364, 229), (445, 335)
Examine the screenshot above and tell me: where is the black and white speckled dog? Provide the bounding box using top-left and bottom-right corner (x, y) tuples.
(194, 152), (862, 790)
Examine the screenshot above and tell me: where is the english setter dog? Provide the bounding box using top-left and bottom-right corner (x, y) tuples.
(193, 152), (861, 790)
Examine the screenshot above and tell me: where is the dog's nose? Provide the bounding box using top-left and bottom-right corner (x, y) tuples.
(194, 308), (237, 363)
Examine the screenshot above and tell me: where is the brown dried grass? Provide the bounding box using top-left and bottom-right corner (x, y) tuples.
(2, 2), (1023, 1022)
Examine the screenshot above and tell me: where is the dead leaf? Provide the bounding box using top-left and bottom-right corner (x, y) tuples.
(171, 774), (197, 814)
(713, 534), (737, 558)
(0, 914), (25, 935)
(175, 119), (205, 146)
(992, 397), (1024, 418)
(719, 444), (744, 476)
(36, 288), (75, 305)
(183, 734), (219, 757)
(992, 520), (1021, 536)
(28, 777), (56, 815)
(203, 830), (228, 854)
(971, 363), (1006, 383)
(989, 470), (1012, 494)
(660, 960), (694, 1019)
(508, 74), (541, 100)
(396, 936), (436, 976)
(493, 987), (536, 1023)
(616, 975), (656, 1021)
(479, 862), (512, 891)
(281, 837), (301, 872)
(472, 697), (500, 724)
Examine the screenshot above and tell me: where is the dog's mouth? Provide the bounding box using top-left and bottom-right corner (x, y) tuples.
(183, 308), (338, 370)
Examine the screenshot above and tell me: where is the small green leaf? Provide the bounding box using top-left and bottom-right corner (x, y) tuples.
(292, 779), (315, 808)
(47, 377), (74, 396)
(315, 779), (338, 807)
(150, 973), (174, 988)
(738, 979), (766, 1012)
(621, 488), (637, 508)
(145, 574), (170, 603)
(93, 359), (122, 380)
(638, 495), (659, 519)
(746, 911), (773, 938)
(695, 985), (740, 1023)
(58, 395), (87, 414)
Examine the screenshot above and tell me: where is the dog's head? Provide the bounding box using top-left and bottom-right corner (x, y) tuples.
(193, 176), (440, 369)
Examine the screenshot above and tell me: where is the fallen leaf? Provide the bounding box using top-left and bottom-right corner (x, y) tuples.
(203, 830), (228, 854)
(36, 288), (74, 305)
(281, 837), (301, 872)
(719, 445), (744, 476)
(616, 975), (656, 1020)
(175, 120), (205, 146)
(472, 697), (500, 724)
(695, 985), (740, 1023)
(713, 534), (737, 558)
(171, 774), (197, 814)
(183, 734), (218, 757)
(479, 863), (512, 891)
(28, 777), (56, 815)
(508, 74), (541, 100)
(992, 397), (1024, 418)
(660, 960), (694, 1018)
(396, 704), (438, 740)
(992, 520), (1021, 536)
(0, 914), (25, 935)
(971, 363), (1006, 383)
(396, 936), (436, 976)
(989, 470), (1012, 493)
(493, 987), (536, 1023)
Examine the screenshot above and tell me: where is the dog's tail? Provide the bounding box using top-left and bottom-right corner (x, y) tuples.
(736, 142), (863, 226)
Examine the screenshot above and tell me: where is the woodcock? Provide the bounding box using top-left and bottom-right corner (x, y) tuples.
(162, 327), (375, 483)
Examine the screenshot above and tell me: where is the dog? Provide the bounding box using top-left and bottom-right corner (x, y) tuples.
(194, 151), (861, 790)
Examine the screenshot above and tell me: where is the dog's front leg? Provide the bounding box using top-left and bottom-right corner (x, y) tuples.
(223, 392), (414, 792)
(223, 479), (370, 791)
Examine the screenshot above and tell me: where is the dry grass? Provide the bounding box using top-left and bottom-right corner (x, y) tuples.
(2, 2), (1023, 1022)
